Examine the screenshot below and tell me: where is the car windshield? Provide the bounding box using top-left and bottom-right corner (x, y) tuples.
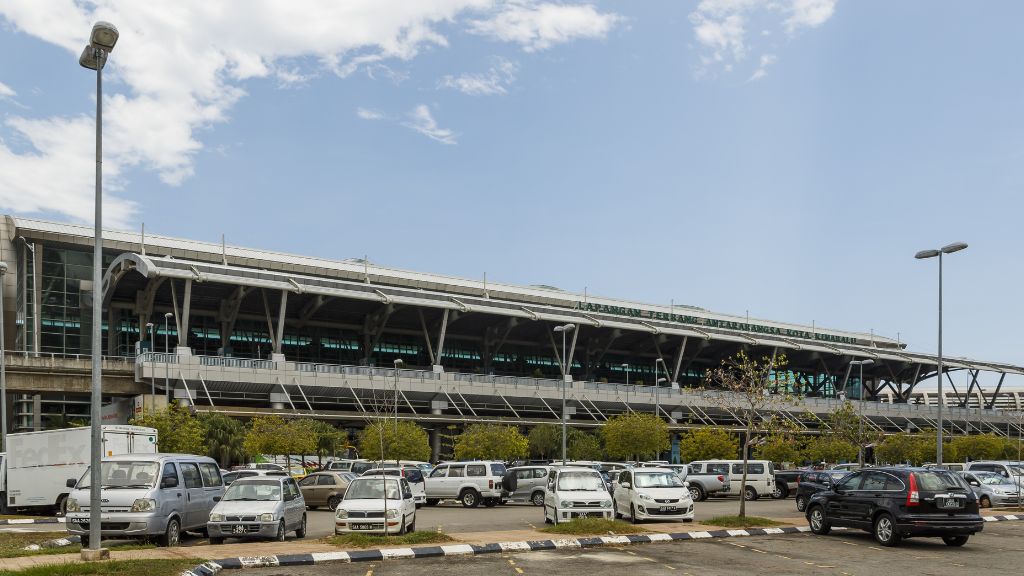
(1010, 466), (1024, 476)
(345, 478), (401, 500)
(557, 472), (605, 491)
(634, 472), (685, 488)
(223, 480), (282, 501)
(77, 461), (159, 489)
(979, 474), (1014, 486)
(915, 471), (968, 491)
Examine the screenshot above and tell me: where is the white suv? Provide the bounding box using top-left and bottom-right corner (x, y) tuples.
(424, 461), (507, 508)
(613, 467), (694, 523)
(543, 466), (613, 525)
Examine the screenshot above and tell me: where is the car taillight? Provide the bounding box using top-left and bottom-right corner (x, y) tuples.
(797, 474), (802, 483)
(717, 475), (724, 482)
(907, 473), (920, 507)
(489, 479), (494, 489)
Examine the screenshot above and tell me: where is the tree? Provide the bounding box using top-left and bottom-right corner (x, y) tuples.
(704, 351), (796, 517)
(755, 434), (803, 465)
(358, 421), (432, 463)
(601, 413), (669, 461)
(453, 424), (529, 461)
(132, 404), (204, 455)
(805, 436), (858, 464)
(679, 428), (739, 462)
(284, 419), (319, 463)
(201, 413), (247, 468)
(567, 428), (604, 461)
(949, 433), (1009, 463)
(528, 425), (561, 460)
(243, 415), (290, 461)
(306, 420), (347, 468)
(875, 433), (938, 466)
(826, 400), (880, 466)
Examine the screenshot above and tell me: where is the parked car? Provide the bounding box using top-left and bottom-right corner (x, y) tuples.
(682, 464), (730, 502)
(298, 471), (356, 510)
(222, 469), (287, 485)
(334, 475), (417, 535)
(207, 476), (306, 544)
(960, 471), (1021, 508)
(65, 453), (224, 548)
(361, 466), (426, 507)
(830, 463), (864, 472)
(795, 470), (848, 512)
(543, 466), (613, 525)
(805, 467), (983, 547)
(424, 461), (507, 508)
(964, 461), (1024, 489)
(690, 460), (773, 500)
(613, 468), (694, 523)
(772, 470), (804, 499)
(505, 465), (551, 506)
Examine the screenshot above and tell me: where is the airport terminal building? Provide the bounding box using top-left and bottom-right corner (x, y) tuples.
(1, 215), (1022, 443)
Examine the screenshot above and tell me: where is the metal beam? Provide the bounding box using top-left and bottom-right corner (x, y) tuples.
(671, 336), (689, 384)
(987, 373), (1006, 409)
(435, 308), (450, 369)
(565, 325), (581, 377)
(417, 309), (436, 365)
(260, 288), (277, 352)
(274, 289), (288, 355)
(180, 278), (192, 347)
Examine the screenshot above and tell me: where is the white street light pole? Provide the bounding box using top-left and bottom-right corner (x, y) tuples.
(915, 241), (967, 465)
(849, 359), (874, 468)
(655, 357), (667, 419)
(146, 322), (154, 414)
(393, 359), (403, 440)
(79, 20), (118, 557)
(554, 324), (575, 465)
(164, 312), (172, 404)
(621, 363), (630, 411)
(0, 262), (8, 452)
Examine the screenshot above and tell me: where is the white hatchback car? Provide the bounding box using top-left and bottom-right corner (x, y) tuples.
(543, 467), (613, 525)
(334, 475), (417, 535)
(613, 467), (694, 523)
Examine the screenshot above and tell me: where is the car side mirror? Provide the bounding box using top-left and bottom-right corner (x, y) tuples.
(620, 482), (631, 489)
(683, 481), (690, 488)
(161, 476), (179, 489)
(403, 491), (413, 500)
(969, 480), (980, 487)
(66, 478), (77, 489)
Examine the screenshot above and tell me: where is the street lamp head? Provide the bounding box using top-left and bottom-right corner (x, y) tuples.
(914, 249), (941, 260)
(393, 358), (404, 366)
(164, 312), (173, 319)
(90, 21), (119, 51)
(145, 322), (154, 328)
(941, 242), (968, 254)
(554, 323), (576, 333)
(657, 377), (667, 383)
(656, 358), (666, 364)
(620, 363), (628, 368)
(79, 45), (107, 70)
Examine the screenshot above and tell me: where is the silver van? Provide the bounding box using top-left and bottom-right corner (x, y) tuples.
(65, 453), (224, 547)
(505, 466), (551, 506)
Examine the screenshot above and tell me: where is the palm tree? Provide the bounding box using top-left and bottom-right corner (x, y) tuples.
(202, 413), (247, 468)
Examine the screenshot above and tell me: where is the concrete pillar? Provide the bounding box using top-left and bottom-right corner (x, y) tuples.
(32, 394), (41, 431)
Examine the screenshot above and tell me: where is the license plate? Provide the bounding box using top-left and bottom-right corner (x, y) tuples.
(232, 525), (246, 534)
(939, 498), (961, 509)
(663, 507), (678, 513)
(575, 512), (595, 518)
(352, 523), (372, 530)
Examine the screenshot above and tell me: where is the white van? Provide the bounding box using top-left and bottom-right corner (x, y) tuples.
(689, 459), (775, 500)
(65, 453), (224, 547)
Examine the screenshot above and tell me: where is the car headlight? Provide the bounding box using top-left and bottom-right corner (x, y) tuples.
(385, 508), (399, 519)
(209, 513), (224, 522)
(260, 513), (275, 522)
(601, 500), (612, 508)
(65, 498), (80, 513)
(130, 499), (157, 513)
(560, 500), (572, 508)
(336, 509), (349, 519)
(638, 493), (654, 501)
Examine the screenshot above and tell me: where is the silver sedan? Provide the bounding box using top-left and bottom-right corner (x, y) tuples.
(961, 471), (1021, 508)
(207, 476), (308, 543)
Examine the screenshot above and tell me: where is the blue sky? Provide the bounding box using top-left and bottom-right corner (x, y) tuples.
(1, 1), (1022, 389)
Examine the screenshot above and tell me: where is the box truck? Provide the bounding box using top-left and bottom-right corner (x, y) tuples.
(0, 425), (158, 514)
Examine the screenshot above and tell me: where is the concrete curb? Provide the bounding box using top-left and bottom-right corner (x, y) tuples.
(0, 517), (64, 525)
(22, 535), (81, 551)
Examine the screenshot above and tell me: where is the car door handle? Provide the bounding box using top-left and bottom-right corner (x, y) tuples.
(213, 497), (221, 502)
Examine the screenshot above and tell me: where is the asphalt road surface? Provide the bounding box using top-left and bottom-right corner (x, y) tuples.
(243, 521), (1024, 576)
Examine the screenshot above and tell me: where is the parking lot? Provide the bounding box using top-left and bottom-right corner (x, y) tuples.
(242, 521), (1024, 576)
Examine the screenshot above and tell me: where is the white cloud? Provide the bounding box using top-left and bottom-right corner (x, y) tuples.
(439, 58), (518, 95)
(689, 0), (837, 80)
(468, 1), (621, 52)
(0, 81), (15, 98)
(356, 107), (386, 120)
(402, 105), (457, 145)
(0, 1), (618, 225)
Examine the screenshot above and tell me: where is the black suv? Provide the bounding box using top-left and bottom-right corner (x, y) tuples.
(805, 467), (983, 547)
(795, 470), (849, 512)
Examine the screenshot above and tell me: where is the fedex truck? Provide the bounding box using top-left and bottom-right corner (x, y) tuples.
(0, 425), (158, 514)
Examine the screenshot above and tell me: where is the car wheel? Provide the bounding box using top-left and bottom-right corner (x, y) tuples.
(408, 515), (416, 533)
(398, 515), (407, 536)
(79, 535), (90, 549)
(771, 483), (787, 499)
(158, 517), (181, 547)
(295, 514), (307, 538)
(979, 496), (991, 509)
(276, 520), (286, 542)
(744, 487), (757, 501)
(630, 503), (639, 524)
(808, 506), (831, 535)
(460, 489), (480, 508)
(796, 495), (807, 512)
(873, 513), (900, 547)
(209, 536), (224, 545)
(942, 535), (968, 547)
(426, 499), (440, 506)
(689, 485), (705, 502)
(56, 495), (68, 516)
(328, 495), (342, 510)
(531, 492), (545, 507)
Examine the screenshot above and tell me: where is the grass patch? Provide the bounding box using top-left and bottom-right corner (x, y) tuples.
(0, 532), (154, 558)
(323, 531), (454, 548)
(539, 518), (647, 535)
(0, 516), (52, 521)
(702, 516), (787, 528)
(0, 559), (199, 576)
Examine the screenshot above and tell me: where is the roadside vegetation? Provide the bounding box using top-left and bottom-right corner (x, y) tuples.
(323, 531), (453, 548)
(0, 532), (154, 559)
(0, 559), (199, 576)
(539, 518), (647, 535)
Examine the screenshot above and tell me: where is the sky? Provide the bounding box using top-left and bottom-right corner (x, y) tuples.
(0, 1), (1022, 392)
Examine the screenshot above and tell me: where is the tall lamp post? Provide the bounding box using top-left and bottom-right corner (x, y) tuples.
(621, 363), (630, 411)
(164, 312), (172, 404)
(654, 357), (667, 418)
(849, 359), (874, 467)
(146, 322), (155, 414)
(392, 359), (403, 441)
(0, 262), (8, 451)
(915, 241), (968, 465)
(554, 324), (575, 464)
(79, 21), (118, 558)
